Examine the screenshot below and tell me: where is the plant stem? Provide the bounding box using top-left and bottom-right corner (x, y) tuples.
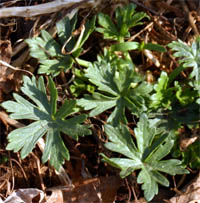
(76, 58), (92, 68)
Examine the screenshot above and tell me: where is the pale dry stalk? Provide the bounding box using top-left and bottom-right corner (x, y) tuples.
(0, 0), (97, 18)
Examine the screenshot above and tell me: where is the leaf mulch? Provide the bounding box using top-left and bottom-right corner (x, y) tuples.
(0, 0), (200, 202)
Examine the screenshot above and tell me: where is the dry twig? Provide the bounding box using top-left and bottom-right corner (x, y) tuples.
(0, 0), (97, 18)
(0, 59), (33, 76)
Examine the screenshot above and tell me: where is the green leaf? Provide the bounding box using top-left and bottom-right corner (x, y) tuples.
(150, 71), (178, 109)
(77, 54), (152, 125)
(96, 12), (119, 40)
(1, 76), (91, 171)
(56, 13), (78, 45)
(26, 30), (69, 77)
(168, 37), (200, 86)
(143, 43), (166, 52)
(176, 84), (198, 106)
(69, 68), (96, 97)
(79, 16), (96, 48)
(96, 3), (149, 42)
(101, 114), (189, 201)
(26, 12), (95, 77)
(49, 77), (57, 115)
(137, 169), (159, 200)
(172, 139), (200, 169)
(168, 65), (185, 84)
(110, 42), (140, 52)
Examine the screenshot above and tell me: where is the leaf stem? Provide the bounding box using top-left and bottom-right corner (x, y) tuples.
(76, 58), (92, 68)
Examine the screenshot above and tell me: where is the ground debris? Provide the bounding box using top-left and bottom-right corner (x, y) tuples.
(170, 172), (200, 203)
(1, 188), (45, 203)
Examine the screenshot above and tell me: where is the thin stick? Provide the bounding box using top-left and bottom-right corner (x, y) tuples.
(10, 158), (29, 186)
(128, 22), (153, 42)
(0, 0), (96, 18)
(0, 59), (33, 76)
(31, 152), (45, 191)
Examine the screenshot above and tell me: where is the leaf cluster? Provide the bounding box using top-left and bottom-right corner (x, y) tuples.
(26, 14), (95, 77)
(96, 3), (149, 42)
(69, 68), (96, 97)
(78, 53), (152, 126)
(168, 37), (200, 92)
(1, 3), (199, 202)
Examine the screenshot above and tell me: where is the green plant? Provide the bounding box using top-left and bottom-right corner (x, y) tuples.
(148, 37), (200, 131)
(2, 2), (200, 201)
(96, 3), (165, 56)
(96, 3), (148, 43)
(101, 114), (189, 201)
(1, 76), (91, 171)
(175, 83), (198, 106)
(172, 138), (200, 169)
(69, 68), (96, 97)
(168, 36), (200, 92)
(26, 13), (95, 77)
(150, 71), (199, 111)
(78, 2), (163, 124)
(78, 51), (152, 126)
(150, 71), (178, 109)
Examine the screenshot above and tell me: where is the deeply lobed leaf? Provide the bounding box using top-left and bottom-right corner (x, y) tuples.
(168, 37), (200, 91)
(77, 53), (152, 126)
(1, 75), (91, 171)
(101, 114), (189, 201)
(96, 3), (149, 42)
(26, 13), (95, 77)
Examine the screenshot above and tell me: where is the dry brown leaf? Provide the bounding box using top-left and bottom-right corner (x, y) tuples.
(63, 177), (101, 202)
(46, 176), (122, 203)
(0, 40), (23, 99)
(180, 136), (199, 151)
(46, 190), (63, 203)
(170, 172), (200, 203)
(3, 188), (45, 203)
(0, 40), (12, 63)
(99, 176), (123, 202)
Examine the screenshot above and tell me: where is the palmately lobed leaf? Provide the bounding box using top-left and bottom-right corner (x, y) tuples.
(26, 13), (95, 77)
(1, 75), (91, 171)
(78, 53), (152, 125)
(96, 12), (119, 40)
(168, 37), (200, 83)
(1, 94), (45, 120)
(6, 120), (49, 158)
(84, 61), (119, 96)
(96, 3), (149, 42)
(137, 168), (159, 201)
(101, 114), (189, 201)
(104, 124), (139, 159)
